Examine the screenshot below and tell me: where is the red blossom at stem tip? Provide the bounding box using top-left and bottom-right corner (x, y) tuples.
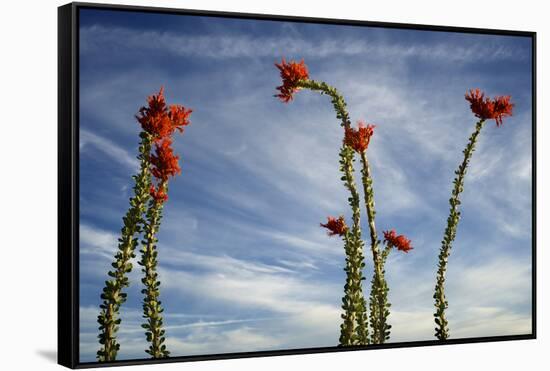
(136, 87), (192, 140)
(383, 229), (413, 253)
(344, 121), (375, 153)
(149, 184), (168, 204)
(150, 138), (181, 182)
(169, 104), (193, 133)
(274, 58), (309, 103)
(465, 88), (514, 127)
(320, 216), (349, 237)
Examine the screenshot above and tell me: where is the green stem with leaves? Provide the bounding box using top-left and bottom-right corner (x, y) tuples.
(339, 145), (369, 345)
(381, 244), (393, 266)
(359, 151), (391, 344)
(298, 79), (369, 345)
(139, 181), (170, 358)
(434, 119), (486, 340)
(97, 132), (152, 362)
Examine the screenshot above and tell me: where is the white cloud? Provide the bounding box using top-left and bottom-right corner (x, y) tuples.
(81, 25), (528, 63)
(80, 129), (139, 170)
(79, 223), (532, 361)
(79, 225), (341, 316)
(164, 326), (283, 356)
(160, 248), (295, 275)
(157, 266), (340, 315)
(80, 223), (118, 261)
(277, 259), (319, 271)
(255, 228), (342, 257)
(450, 306), (531, 338)
(447, 256), (532, 308)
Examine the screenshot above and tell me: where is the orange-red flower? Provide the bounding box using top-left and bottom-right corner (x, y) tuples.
(320, 216), (349, 237)
(136, 87), (192, 139)
(465, 88), (514, 127)
(168, 104), (192, 133)
(344, 121), (375, 153)
(275, 58), (309, 103)
(150, 138), (181, 181)
(383, 229), (413, 253)
(149, 184), (168, 204)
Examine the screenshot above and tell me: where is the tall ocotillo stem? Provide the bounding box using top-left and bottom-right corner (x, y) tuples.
(344, 122), (389, 344)
(97, 132), (152, 362)
(434, 88), (513, 340)
(299, 79), (369, 345)
(97, 87), (192, 361)
(434, 119), (485, 340)
(139, 134), (184, 357)
(359, 151), (379, 276)
(321, 215), (367, 345)
(140, 180), (170, 358)
(378, 229), (412, 342)
(339, 230), (356, 344)
(360, 151), (390, 344)
(135, 88), (191, 356)
(275, 59), (369, 345)
(339, 145), (368, 345)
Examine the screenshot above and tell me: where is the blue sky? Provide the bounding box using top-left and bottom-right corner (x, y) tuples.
(78, 8), (533, 362)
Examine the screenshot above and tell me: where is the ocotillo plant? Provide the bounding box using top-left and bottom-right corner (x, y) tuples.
(344, 121), (390, 344)
(275, 58), (371, 345)
(97, 88), (191, 361)
(275, 58), (413, 346)
(137, 91), (191, 358)
(433, 88), (513, 340)
(274, 58), (369, 345)
(139, 138), (181, 359)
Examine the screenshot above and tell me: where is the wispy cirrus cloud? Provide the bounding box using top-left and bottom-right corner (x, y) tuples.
(80, 129), (139, 170)
(79, 222), (531, 361)
(80, 24), (530, 63)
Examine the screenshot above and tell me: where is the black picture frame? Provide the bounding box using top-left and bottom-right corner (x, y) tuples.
(58, 2), (537, 369)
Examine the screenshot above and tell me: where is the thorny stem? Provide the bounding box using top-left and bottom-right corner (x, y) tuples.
(434, 119), (486, 340)
(360, 151), (391, 344)
(360, 152), (379, 254)
(339, 145), (369, 346)
(298, 79), (369, 345)
(298, 80), (352, 129)
(381, 244), (393, 266)
(139, 181), (170, 358)
(368, 256), (390, 344)
(97, 133), (152, 362)
(339, 232), (357, 343)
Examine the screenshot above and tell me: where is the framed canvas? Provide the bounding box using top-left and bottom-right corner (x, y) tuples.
(58, 2), (536, 369)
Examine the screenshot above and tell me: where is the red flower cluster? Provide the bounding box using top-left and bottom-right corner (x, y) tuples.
(149, 185), (168, 204)
(136, 87), (192, 139)
(151, 138), (181, 181)
(344, 121), (375, 153)
(137, 87), (192, 205)
(275, 58), (309, 103)
(320, 216), (349, 237)
(465, 88), (514, 127)
(169, 104), (193, 133)
(383, 229), (413, 253)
